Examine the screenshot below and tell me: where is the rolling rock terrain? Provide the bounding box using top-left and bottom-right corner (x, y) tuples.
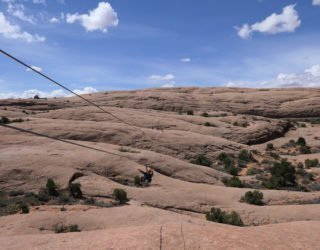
(1, 87), (320, 249)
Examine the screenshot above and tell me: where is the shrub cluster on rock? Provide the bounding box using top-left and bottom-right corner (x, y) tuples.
(190, 154), (212, 167)
(112, 189), (128, 204)
(305, 159), (319, 168)
(54, 224), (81, 233)
(222, 176), (244, 188)
(241, 190), (264, 205)
(206, 207), (244, 226)
(264, 160), (296, 189)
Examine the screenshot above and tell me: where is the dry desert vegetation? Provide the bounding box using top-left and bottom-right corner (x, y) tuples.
(1, 87), (320, 249)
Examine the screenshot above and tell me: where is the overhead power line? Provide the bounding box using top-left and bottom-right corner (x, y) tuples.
(0, 49), (136, 128)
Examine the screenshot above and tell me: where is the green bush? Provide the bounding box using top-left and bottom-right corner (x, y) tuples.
(69, 224), (81, 232)
(266, 143), (274, 151)
(190, 154), (212, 167)
(222, 176), (244, 188)
(187, 110), (194, 115)
(54, 224), (81, 233)
(134, 175), (141, 186)
(202, 112), (209, 117)
(225, 165), (240, 176)
(113, 189), (128, 204)
(300, 145), (311, 154)
(305, 159), (319, 168)
(6, 204), (20, 215)
(46, 179), (58, 196)
(266, 160), (296, 188)
(238, 150), (254, 163)
(246, 168), (259, 176)
(297, 137), (306, 147)
(20, 204), (30, 214)
(204, 122), (216, 127)
(206, 207), (244, 226)
(241, 190), (264, 205)
(0, 116), (10, 124)
(69, 183), (83, 199)
(9, 190), (25, 197)
(37, 189), (50, 202)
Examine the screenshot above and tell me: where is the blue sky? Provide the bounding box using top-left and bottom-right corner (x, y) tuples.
(0, 0), (320, 98)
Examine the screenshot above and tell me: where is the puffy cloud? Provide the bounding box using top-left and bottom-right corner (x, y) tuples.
(33, 0), (46, 4)
(73, 86), (98, 95)
(180, 57), (191, 63)
(224, 64), (320, 88)
(66, 2), (118, 32)
(312, 0), (320, 6)
(0, 12), (45, 42)
(26, 65), (43, 72)
(7, 3), (35, 24)
(0, 87), (98, 99)
(49, 17), (60, 23)
(305, 64), (320, 77)
(149, 74), (175, 87)
(236, 5), (301, 39)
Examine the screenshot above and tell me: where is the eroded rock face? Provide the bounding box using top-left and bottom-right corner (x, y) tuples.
(1, 87), (320, 249)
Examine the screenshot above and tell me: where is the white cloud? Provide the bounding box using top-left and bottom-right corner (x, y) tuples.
(236, 5), (301, 39)
(0, 87), (98, 99)
(224, 64), (320, 88)
(305, 64), (320, 77)
(33, 0), (46, 4)
(161, 83), (175, 88)
(66, 2), (118, 32)
(26, 65), (43, 72)
(73, 86), (98, 95)
(149, 74), (175, 87)
(150, 74), (175, 81)
(49, 17), (60, 23)
(7, 3), (35, 24)
(312, 0), (320, 6)
(180, 57), (191, 63)
(0, 12), (45, 42)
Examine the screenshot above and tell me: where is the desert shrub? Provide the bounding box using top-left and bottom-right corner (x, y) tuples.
(222, 176), (244, 188)
(37, 189), (50, 202)
(218, 152), (228, 162)
(9, 190), (25, 197)
(190, 154), (212, 167)
(6, 204), (20, 215)
(225, 164), (240, 176)
(54, 224), (80, 233)
(34, 95), (40, 99)
(113, 189), (128, 204)
(305, 159), (319, 168)
(0, 116), (10, 124)
(84, 197), (96, 205)
(297, 162), (304, 169)
(206, 208), (244, 226)
(134, 175), (141, 186)
(238, 150), (254, 162)
(187, 110), (194, 115)
(202, 112), (209, 117)
(46, 179), (59, 196)
(241, 190), (264, 205)
(58, 193), (71, 204)
(204, 122), (216, 127)
(300, 145), (311, 154)
(233, 121), (239, 126)
(265, 160), (296, 189)
(269, 151), (280, 160)
(296, 185), (309, 192)
(20, 204), (30, 214)
(297, 137), (306, 147)
(246, 168), (259, 176)
(266, 143), (274, 151)
(70, 224), (81, 232)
(69, 183), (83, 199)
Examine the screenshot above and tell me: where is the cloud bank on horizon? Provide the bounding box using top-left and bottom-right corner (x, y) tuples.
(0, 0), (320, 98)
